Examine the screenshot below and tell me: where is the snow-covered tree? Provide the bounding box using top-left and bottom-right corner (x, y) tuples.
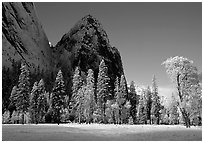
(37, 79), (47, 123)
(70, 67), (83, 114)
(122, 100), (131, 123)
(169, 93), (179, 125)
(97, 59), (110, 123)
(111, 101), (119, 124)
(137, 89), (147, 124)
(84, 69), (95, 123)
(30, 81), (39, 124)
(76, 84), (86, 123)
(15, 62), (30, 124)
(118, 75), (128, 123)
(51, 70), (66, 124)
(151, 75), (161, 124)
(145, 86), (152, 124)
(128, 81), (139, 124)
(162, 56), (200, 128)
(115, 75), (128, 124)
(8, 86), (18, 113)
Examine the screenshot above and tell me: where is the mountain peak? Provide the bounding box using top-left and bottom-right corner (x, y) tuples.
(57, 14), (109, 48)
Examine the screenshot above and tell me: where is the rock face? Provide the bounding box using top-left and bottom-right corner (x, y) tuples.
(54, 15), (124, 95)
(2, 2), (53, 71)
(2, 2), (125, 110)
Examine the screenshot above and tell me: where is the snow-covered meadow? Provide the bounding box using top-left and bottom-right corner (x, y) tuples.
(2, 124), (202, 141)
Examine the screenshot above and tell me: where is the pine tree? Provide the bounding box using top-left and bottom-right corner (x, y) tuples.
(15, 62), (30, 124)
(137, 89), (147, 124)
(145, 86), (152, 124)
(70, 67), (83, 114)
(128, 81), (139, 124)
(52, 70), (66, 125)
(151, 75), (161, 124)
(37, 79), (47, 123)
(76, 84), (86, 123)
(118, 75), (128, 124)
(8, 86), (18, 114)
(30, 81), (39, 124)
(113, 77), (120, 124)
(97, 59), (110, 123)
(84, 69), (95, 123)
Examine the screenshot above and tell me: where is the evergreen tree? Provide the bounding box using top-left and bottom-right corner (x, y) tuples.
(111, 101), (119, 124)
(37, 79), (47, 123)
(51, 70), (66, 125)
(137, 89), (147, 124)
(122, 100), (131, 124)
(145, 86), (152, 124)
(151, 75), (161, 124)
(70, 67), (83, 114)
(113, 77), (120, 124)
(30, 82), (39, 124)
(97, 59), (110, 123)
(84, 69), (95, 123)
(8, 86), (18, 115)
(115, 75), (127, 124)
(76, 84), (86, 123)
(118, 75), (128, 124)
(15, 62), (30, 124)
(128, 81), (139, 124)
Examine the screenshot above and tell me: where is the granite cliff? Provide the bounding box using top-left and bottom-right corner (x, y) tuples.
(2, 2), (125, 111)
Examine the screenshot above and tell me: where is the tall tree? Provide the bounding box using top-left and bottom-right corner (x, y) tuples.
(145, 86), (152, 124)
(128, 81), (139, 124)
(97, 59), (110, 123)
(37, 79), (47, 123)
(76, 84), (86, 123)
(137, 89), (147, 124)
(8, 86), (18, 115)
(118, 75), (128, 124)
(151, 75), (161, 124)
(15, 62), (30, 124)
(51, 70), (66, 125)
(113, 77), (120, 124)
(84, 69), (95, 123)
(70, 67), (83, 115)
(115, 75), (127, 124)
(162, 56), (199, 128)
(30, 81), (39, 124)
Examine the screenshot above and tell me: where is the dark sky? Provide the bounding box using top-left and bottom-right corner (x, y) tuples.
(34, 2), (202, 97)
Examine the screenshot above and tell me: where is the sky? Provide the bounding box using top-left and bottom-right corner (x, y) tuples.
(34, 2), (202, 99)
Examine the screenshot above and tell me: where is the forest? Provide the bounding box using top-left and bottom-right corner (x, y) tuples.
(2, 56), (202, 128)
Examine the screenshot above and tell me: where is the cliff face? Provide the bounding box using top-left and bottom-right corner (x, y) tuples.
(55, 15), (124, 87)
(54, 15), (124, 96)
(2, 2), (53, 71)
(2, 2), (125, 110)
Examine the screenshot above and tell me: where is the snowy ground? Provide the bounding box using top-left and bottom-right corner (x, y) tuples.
(2, 124), (202, 141)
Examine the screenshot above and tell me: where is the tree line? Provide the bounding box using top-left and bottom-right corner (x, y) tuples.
(2, 56), (202, 127)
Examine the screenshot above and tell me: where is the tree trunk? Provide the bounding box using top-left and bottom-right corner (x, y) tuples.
(22, 113), (24, 125)
(180, 107), (190, 128)
(157, 116), (160, 125)
(103, 102), (106, 123)
(119, 108), (121, 124)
